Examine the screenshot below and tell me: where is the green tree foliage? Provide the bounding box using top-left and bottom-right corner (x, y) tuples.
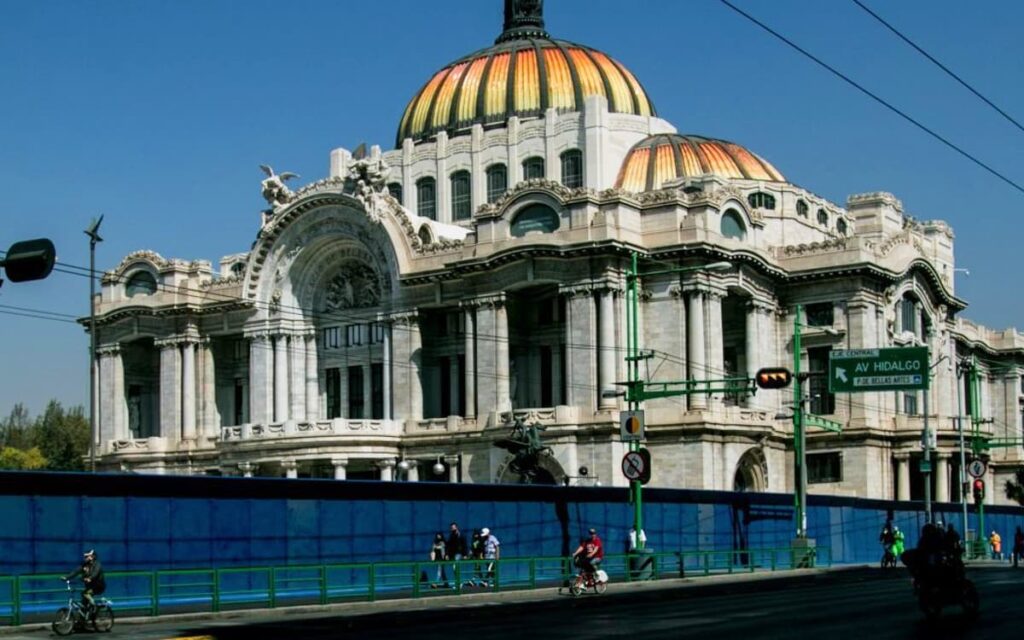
(1006, 468), (1024, 506)
(0, 400), (89, 471)
(0, 446), (47, 470)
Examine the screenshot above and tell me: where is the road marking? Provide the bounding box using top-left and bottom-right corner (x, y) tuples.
(161, 636), (216, 640)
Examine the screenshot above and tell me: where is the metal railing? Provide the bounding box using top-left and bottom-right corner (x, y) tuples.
(0, 546), (829, 626)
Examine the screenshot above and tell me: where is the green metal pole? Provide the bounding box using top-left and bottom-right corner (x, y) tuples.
(629, 252), (644, 547)
(793, 304), (805, 538)
(969, 359), (985, 554)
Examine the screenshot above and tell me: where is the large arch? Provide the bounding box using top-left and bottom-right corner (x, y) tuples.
(733, 447), (768, 492)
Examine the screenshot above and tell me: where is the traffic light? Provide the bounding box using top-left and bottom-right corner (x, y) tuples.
(1, 238), (56, 284)
(638, 447), (651, 485)
(972, 478), (985, 503)
(755, 367), (793, 389)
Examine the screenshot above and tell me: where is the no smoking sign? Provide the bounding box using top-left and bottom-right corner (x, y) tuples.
(621, 449), (652, 485)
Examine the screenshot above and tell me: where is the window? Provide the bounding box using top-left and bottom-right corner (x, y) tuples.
(836, 218), (848, 235)
(805, 302), (834, 327)
(903, 392), (918, 415)
(233, 378), (246, 425)
(387, 182), (403, 205)
(345, 324), (366, 347)
(368, 322), (386, 344)
(560, 149), (583, 188)
(230, 262), (245, 277)
(510, 203), (560, 237)
(522, 156), (545, 180)
(450, 170), (472, 220)
(817, 208), (829, 226)
(808, 347), (836, 414)
(233, 339), (248, 361)
(899, 297), (919, 337)
(348, 366), (364, 419)
(747, 191), (775, 210)
(325, 368), (341, 419)
(486, 164), (507, 203)
(125, 271), (157, 297)
(371, 363), (384, 419)
(322, 327), (341, 350)
(797, 199), (809, 218)
(416, 177), (436, 219)
(720, 209), (746, 240)
(808, 452), (842, 483)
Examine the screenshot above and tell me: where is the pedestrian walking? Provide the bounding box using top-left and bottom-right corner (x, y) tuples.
(480, 527), (500, 587)
(429, 532), (447, 588)
(468, 529), (485, 587)
(446, 521), (467, 588)
(989, 530), (1002, 561)
(1013, 526), (1023, 568)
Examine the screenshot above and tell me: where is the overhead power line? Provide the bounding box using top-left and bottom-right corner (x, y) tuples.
(717, 0), (1024, 196)
(852, 0), (1024, 136)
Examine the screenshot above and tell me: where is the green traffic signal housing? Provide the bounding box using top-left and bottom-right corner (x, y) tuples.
(972, 478), (985, 503)
(755, 367), (793, 390)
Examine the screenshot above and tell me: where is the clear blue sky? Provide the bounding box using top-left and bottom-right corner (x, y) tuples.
(2, 0), (1022, 417)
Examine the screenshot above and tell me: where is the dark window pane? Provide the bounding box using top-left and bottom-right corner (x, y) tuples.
(808, 347), (835, 414)
(808, 452), (842, 483)
(817, 208), (829, 226)
(486, 164), (507, 203)
(720, 209), (746, 240)
(126, 271), (157, 297)
(417, 177), (436, 220)
(523, 156), (545, 180)
(371, 363), (384, 419)
(805, 303), (834, 327)
(560, 150), (583, 188)
(326, 368), (341, 419)
(511, 203), (560, 237)
(387, 182), (403, 205)
(451, 170), (472, 220)
(348, 366), (364, 419)
(797, 199), (809, 217)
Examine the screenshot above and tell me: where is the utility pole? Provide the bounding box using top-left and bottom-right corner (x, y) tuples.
(85, 216), (104, 473)
(793, 305), (807, 538)
(626, 252), (643, 544)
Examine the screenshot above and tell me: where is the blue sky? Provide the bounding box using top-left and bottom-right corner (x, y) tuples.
(1, 0), (1022, 417)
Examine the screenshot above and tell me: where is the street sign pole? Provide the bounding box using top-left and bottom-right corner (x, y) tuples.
(627, 252), (643, 547)
(793, 305), (806, 539)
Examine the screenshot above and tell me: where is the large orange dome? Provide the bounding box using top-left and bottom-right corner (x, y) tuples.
(615, 134), (785, 192)
(396, 2), (655, 147)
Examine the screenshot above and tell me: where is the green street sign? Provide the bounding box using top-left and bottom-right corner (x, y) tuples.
(828, 347), (929, 393)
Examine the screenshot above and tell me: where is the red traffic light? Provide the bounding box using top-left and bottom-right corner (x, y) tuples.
(755, 367), (793, 389)
(972, 479), (985, 502)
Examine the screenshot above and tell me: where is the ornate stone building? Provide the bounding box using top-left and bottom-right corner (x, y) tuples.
(90, 1), (1024, 504)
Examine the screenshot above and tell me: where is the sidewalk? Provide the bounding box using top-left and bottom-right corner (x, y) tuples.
(0, 565), (864, 636)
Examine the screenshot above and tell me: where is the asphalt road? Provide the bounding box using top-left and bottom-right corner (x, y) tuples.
(5, 566), (1022, 639)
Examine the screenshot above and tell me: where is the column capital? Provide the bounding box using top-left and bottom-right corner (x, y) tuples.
(280, 459), (297, 472)
(243, 330), (272, 343)
(330, 457), (349, 467)
(388, 309), (420, 325)
(375, 458), (397, 470)
(746, 299), (776, 314)
(154, 336), (185, 349)
(96, 343), (122, 356)
(237, 461), (254, 476)
(894, 452), (911, 462)
(464, 293), (507, 309)
(558, 284), (594, 299)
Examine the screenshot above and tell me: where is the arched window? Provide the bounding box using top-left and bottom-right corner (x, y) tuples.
(486, 164), (507, 203)
(817, 208), (829, 226)
(836, 218), (847, 235)
(418, 225), (432, 246)
(230, 262), (245, 277)
(796, 199), (809, 217)
(511, 203), (560, 237)
(560, 149), (583, 188)
(125, 271), (157, 297)
(386, 182), (403, 205)
(450, 170), (472, 220)
(416, 177), (436, 220)
(522, 156), (545, 181)
(720, 209), (747, 240)
(747, 191), (776, 210)
(724, 209), (749, 239)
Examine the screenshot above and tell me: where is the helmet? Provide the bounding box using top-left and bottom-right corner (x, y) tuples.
(83, 549), (96, 559)
(588, 528), (597, 535)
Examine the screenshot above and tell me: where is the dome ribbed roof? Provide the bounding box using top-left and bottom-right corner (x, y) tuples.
(615, 134), (785, 192)
(396, 2), (655, 147)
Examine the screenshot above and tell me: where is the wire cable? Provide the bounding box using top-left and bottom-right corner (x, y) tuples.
(717, 0), (1024, 196)
(852, 0), (1024, 136)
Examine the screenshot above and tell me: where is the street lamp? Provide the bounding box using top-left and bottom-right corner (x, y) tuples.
(85, 216), (104, 473)
(624, 254), (734, 549)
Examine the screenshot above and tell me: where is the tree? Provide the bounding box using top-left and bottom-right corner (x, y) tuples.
(1006, 468), (1024, 506)
(0, 446), (47, 470)
(33, 400), (90, 471)
(0, 403), (33, 449)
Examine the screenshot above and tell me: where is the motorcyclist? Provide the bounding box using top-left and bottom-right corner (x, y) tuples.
(63, 550), (105, 619)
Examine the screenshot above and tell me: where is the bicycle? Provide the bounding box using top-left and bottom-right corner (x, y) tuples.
(52, 580), (115, 636)
(569, 560), (608, 596)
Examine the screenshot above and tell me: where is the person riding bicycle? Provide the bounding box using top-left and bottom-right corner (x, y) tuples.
(63, 550), (105, 619)
(879, 520), (896, 565)
(572, 528), (604, 578)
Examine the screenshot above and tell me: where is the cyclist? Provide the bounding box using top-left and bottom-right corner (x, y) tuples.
(572, 528), (604, 579)
(63, 550), (105, 619)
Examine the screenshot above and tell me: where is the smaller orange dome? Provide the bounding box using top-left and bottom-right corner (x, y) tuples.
(615, 134), (785, 192)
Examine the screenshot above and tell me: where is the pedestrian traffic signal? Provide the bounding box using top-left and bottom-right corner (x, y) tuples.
(972, 478), (985, 503)
(755, 367), (793, 389)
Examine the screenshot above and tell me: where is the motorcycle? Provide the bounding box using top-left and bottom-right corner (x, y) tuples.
(914, 572), (979, 620)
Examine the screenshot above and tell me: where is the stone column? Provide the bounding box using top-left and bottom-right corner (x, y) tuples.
(111, 345), (127, 441)
(248, 333), (273, 425)
(200, 339), (218, 438)
(381, 323), (392, 420)
(97, 346), (116, 444)
(463, 306), (476, 417)
(363, 363), (372, 420)
(390, 312), (423, 422)
(598, 288), (617, 409)
(377, 458), (396, 481)
(446, 455), (460, 483)
(238, 461), (254, 478)
(290, 335), (306, 422)
(305, 333), (319, 422)
(563, 287), (596, 411)
(706, 291), (725, 410)
(331, 457), (348, 480)
(935, 454), (950, 503)
(495, 299), (511, 413)
(282, 459), (298, 479)
(274, 334), (289, 422)
(474, 296), (512, 419)
(896, 455), (910, 501)
(181, 340), (197, 440)
(745, 302), (764, 409)
(406, 460), (420, 482)
(687, 290), (707, 410)
(157, 338), (182, 441)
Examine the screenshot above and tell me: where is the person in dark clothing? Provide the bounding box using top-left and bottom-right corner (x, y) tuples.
(469, 529), (486, 587)
(1013, 526), (1024, 568)
(943, 523), (963, 557)
(63, 550), (105, 618)
(446, 521), (468, 588)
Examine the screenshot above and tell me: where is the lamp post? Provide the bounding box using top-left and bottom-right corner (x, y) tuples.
(85, 216), (104, 473)
(624, 253), (732, 548)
